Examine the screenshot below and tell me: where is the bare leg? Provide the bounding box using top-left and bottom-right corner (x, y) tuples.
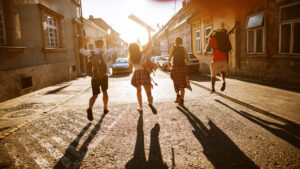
(137, 86), (142, 108)
(89, 95), (98, 109)
(144, 86), (153, 104)
(211, 77), (216, 92)
(220, 72), (226, 91)
(180, 88), (185, 101)
(103, 91), (108, 110)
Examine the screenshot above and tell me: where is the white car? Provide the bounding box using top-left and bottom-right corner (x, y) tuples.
(159, 56), (170, 71)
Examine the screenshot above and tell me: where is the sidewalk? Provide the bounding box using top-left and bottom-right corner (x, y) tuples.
(0, 76), (91, 139)
(189, 74), (300, 125)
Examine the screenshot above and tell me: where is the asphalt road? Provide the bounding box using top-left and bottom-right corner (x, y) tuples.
(0, 70), (299, 168)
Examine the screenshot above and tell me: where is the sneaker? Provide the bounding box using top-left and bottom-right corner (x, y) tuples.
(148, 103), (157, 114)
(210, 89), (216, 94)
(87, 108), (93, 121)
(175, 94), (181, 103)
(179, 99), (184, 107)
(137, 108), (143, 113)
(104, 109), (109, 114)
(221, 82), (226, 91)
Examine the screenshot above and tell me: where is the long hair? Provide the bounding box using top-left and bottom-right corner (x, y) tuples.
(128, 43), (142, 64)
(175, 37), (183, 46)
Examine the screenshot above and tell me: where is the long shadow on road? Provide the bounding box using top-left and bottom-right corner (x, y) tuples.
(125, 112), (168, 169)
(54, 113), (107, 169)
(177, 106), (259, 169)
(215, 99), (300, 149)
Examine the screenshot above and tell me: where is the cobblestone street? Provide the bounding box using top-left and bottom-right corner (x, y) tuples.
(0, 71), (299, 168)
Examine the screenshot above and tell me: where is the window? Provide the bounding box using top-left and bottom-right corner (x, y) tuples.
(21, 77), (33, 89)
(247, 12), (264, 54)
(0, 0), (6, 45)
(186, 39), (191, 53)
(39, 4), (64, 49)
(205, 26), (212, 53)
(280, 2), (300, 54)
(195, 30), (201, 52)
(46, 15), (59, 48)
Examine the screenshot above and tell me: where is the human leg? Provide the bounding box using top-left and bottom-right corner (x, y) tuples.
(137, 86), (143, 111)
(144, 85), (153, 104)
(100, 75), (109, 113)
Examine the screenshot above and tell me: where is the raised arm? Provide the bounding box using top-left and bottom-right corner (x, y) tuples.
(204, 39), (211, 56)
(79, 37), (91, 56)
(141, 27), (152, 54)
(227, 21), (239, 35)
(102, 34), (118, 58)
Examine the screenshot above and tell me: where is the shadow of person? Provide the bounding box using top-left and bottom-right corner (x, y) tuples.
(215, 99), (300, 149)
(148, 123), (168, 169)
(126, 113), (168, 169)
(125, 111), (147, 169)
(54, 112), (107, 169)
(177, 106), (259, 169)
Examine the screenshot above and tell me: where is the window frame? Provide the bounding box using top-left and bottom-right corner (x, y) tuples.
(246, 12), (265, 55)
(204, 26), (212, 53)
(279, 1), (300, 55)
(186, 39), (191, 53)
(46, 14), (60, 48)
(39, 4), (65, 49)
(195, 30), (201, 53)
(0, 0), (7, 45)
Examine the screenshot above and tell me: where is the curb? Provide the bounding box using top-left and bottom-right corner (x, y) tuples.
(0, 85), (91, 141)
(190, 81), (300, 126)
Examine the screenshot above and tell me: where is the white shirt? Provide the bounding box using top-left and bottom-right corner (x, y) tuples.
(80, 47), (118, 75)
(132, 54), (146, 71)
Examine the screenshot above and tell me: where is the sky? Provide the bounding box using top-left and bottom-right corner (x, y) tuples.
(81, 0), (183, 45)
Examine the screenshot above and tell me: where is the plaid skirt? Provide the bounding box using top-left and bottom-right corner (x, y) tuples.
(171, 66), (192, 92)
(131, 70), (152, 88)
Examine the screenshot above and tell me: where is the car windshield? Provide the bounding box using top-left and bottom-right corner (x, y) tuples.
(160, 57), (167, 61)
(151, 57), (156, 61)
(115, 58), (128, 63)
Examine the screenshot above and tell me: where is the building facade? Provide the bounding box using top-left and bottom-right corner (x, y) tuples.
(88, 15), (127, 61)
(0, 0), (85, 102)
(155, 1), (192, 56)
(158, 0), (299, 88)
(234, 0), (300, 87)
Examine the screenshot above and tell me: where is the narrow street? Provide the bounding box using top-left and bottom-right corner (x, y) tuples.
(0, 70), (299, 168)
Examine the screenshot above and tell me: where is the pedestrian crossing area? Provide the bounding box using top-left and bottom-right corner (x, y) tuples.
(2, 106), (129, 168)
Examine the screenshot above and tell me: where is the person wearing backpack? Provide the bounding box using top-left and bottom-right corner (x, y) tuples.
(204, 23), (238, 93)
(168, 37), (192, 107)
(128, 26), (155, 113)
(80, 35), (117, 121)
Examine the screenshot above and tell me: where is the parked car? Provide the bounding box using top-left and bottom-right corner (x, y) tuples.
(112, 57), (130, 75)
(154, 56), (162, 68)
(159, 56), (170, 71)
(151, 56), (157, 63)
(186, 53), (200, 73)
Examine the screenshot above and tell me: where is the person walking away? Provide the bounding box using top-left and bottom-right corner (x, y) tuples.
(168, 37), (192, 107)
(80, 35), (117, 121)
(128, 27), (154, 113)
(204, 23), (238, 93)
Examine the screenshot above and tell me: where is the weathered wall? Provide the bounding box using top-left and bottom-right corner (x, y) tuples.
(0, 60), (76, 102)
(235, 0), (300, 87)
(0, 0), (82, 102)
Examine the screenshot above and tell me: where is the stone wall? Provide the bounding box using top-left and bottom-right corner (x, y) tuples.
(0, 61), (77, 102)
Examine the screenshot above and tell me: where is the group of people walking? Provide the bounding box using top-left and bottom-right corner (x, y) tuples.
(80, 23), (238, 121)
